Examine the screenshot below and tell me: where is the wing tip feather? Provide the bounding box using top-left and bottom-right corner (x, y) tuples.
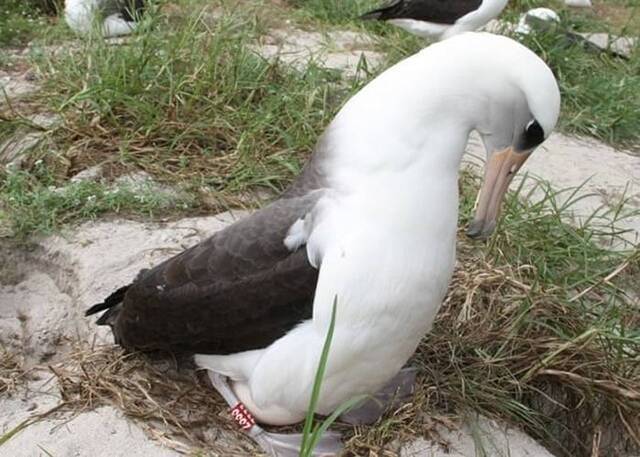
(85, 284), (130, 318)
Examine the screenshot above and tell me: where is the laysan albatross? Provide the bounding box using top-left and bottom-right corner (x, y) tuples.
(361, 0), (509, 39)
(87, 32), (560, 452)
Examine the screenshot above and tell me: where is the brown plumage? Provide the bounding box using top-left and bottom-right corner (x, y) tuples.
(87, 145), (333, 354)
(361, 0), (483, 24)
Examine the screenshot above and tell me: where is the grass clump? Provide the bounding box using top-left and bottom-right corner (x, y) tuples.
(45, 347), (261, 455)
(0, 0), (53, 47)
(0, 4), (370, 238)
(0, 348), (23, 395)
(286, 0), (379, 25)
(35, 8), (350, 191)
(0, 168), (193, 240)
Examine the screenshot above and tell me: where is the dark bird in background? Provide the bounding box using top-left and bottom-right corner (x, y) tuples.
(361, 0), (509, 40)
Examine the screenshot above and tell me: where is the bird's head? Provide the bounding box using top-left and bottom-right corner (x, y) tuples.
(324, 32), (560, 241)
(440, 33), (561, 240)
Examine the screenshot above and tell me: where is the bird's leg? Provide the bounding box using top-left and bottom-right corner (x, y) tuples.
(206, 371), (343, 457)
(339, 367), (418, 426)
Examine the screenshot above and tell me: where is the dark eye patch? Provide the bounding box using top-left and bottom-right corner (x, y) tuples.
(515, 120), (545, 152)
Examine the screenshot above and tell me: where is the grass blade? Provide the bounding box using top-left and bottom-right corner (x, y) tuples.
(300, 296), (338, 456)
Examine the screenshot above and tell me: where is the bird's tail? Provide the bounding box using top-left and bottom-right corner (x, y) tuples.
(86, 284), (130, 326)
(360, 8), (385, 20)
(360, 0), (401, 20)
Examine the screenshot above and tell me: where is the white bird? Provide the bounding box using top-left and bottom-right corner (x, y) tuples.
(565, 0), (592, 7)
(65, 0), (145, 37)
(361, 0), (509, 40)
(515, 7), (560, 35)
(87, 32), (560, 455)
(515, 7), (629, 59)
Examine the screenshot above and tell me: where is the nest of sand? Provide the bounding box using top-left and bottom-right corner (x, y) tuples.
(2, 227), (637, 457)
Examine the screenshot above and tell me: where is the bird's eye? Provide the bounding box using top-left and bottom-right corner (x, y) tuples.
(516, 120), (545, 152)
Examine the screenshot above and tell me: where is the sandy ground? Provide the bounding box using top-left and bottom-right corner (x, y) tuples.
(1, 212), (560, 457)
(255, 28), (384, 76)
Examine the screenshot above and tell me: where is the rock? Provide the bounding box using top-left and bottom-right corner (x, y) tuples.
(28, 113), (62, 130)
(0, 114), (60, 171)
(0, 272), (74, 364)
(0, 132), (44, 170)
(514, 8), (560, 35)
(0, 71), (39, 105)
(577, 33), (637, 59)
(482, 19), (515, 35)
(401, 416), (557, 456)
(70, 164), (104, 183)
(113, 171), (191, 204)
(255, 28), (384, 77)
(565, 0), (592, 7)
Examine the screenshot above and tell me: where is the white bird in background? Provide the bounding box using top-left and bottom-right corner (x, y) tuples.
(516, 7), (629, 60)
(515, 7), (560, 35)
(361, 0), (509, 40)
(87, 32), (560, 455)
(565, 0), (592, 8)
(65, 0), (146, 37)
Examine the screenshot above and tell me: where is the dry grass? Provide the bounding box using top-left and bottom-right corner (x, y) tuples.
(47, 346), (262, 456)
(417, 240), (640, 457)
(0, 348), (24, 396)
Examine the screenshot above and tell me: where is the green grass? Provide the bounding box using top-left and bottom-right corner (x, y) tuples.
(1, 0), (637, 239)
(512, 26), (640, 146)
(34, 5), (363, 187)
(0, 0), (57, 47)
(506, 0), (640, 35)
(409, 174), (640, 457)
(0, 168), (193, 239)
(287, 0), (640, 149)
(300, 297), (367, 457)
(287, 0), (379, 25)
(0, 1), (372, 239)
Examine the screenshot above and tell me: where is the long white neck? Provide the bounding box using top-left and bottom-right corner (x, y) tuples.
(322, 49), (480, 197)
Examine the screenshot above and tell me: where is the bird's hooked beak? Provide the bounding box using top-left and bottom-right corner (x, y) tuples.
(467, 147), (531, 240)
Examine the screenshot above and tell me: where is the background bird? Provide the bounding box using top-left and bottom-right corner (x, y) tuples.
(361, 0), (509, 40)
(516, 7), (631, 60)
(65, 0), (146, 37)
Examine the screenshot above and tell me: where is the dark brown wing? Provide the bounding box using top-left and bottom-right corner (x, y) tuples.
(90, 191), (323, 355)
(361, 0), (483, 24)
(87, 133), (334, 354)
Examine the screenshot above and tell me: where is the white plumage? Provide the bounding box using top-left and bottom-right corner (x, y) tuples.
(65, 0), (141, 37)
(196, 32), (561, 426)
(565, 0), (592, 7)
(515, 8), (561, 35)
